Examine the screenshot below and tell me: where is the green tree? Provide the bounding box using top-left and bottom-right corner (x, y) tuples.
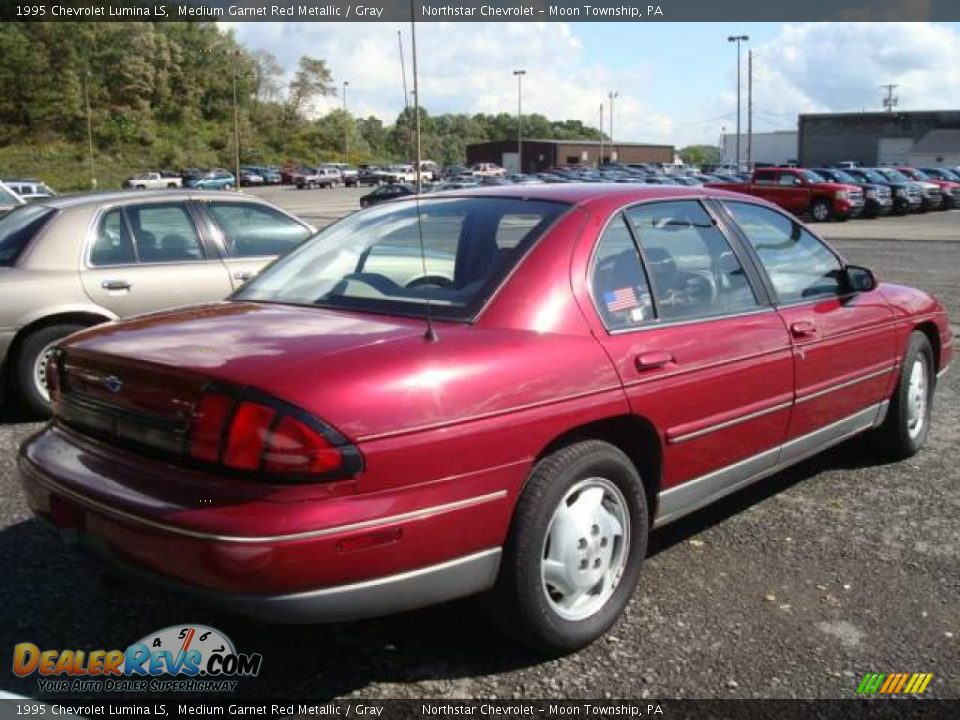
(679, 144), (721, 166)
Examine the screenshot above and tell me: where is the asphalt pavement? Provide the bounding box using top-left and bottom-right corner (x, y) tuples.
(0, 191), (956, 700)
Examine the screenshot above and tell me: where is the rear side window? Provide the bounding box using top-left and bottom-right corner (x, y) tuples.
(206, 202), (310, 258)
(91, 209), (136, 266)
(126, 204), (204, 263)
(625, 201), (758, 322)
(0, 205), (56, 266)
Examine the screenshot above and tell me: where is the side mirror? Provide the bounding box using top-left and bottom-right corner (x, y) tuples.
(844, 265), (877, 293)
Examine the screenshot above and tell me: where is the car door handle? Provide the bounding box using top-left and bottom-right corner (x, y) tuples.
(790, 320), (817, 337)
(101, 279), (131, 291)
(233, 271), (253, 282)
(635, 351), (674, 370)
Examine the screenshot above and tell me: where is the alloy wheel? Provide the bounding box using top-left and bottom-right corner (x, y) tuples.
(541, 477), (630, 621)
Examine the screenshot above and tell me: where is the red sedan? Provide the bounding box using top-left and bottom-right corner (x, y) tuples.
(18, 186), (953, 652)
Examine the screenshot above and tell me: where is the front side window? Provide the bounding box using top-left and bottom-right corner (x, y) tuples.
(625, 201), (758, 322)
(777, 173), (801, 186)
(206, 202), (310, 258)
(724, 201), (843, 303)
(235, 197), (569, 320)
(125, 204), (204, 263)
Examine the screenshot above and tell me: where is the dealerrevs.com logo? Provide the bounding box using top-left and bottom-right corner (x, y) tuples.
(12, 625), (262, 693)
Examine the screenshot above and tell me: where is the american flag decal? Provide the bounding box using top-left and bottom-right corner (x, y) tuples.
(604, 287), (638, 312)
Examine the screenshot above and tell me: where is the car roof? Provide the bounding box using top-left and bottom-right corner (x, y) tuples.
(412, 182), (753, 209)
(31, 189), (272, 210)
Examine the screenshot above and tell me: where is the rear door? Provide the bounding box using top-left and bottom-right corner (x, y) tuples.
(720, 200), (896, 455)
(81, 201), (234, 316)
(194, 200), (312, 289)
(581, 199), (794, 524)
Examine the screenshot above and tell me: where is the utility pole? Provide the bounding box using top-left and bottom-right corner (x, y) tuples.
(881, 84), (899, 112)
(232, 49), (240, 191)
(84, 70), (96, 189)
(747, 50), (753, 170)
(513, 70), (526, 174)
(342, 80), (349, 165)
(599, 103), (604, 166)
(607, 91), (619, 163)
(410, 1), (421, 192)
(728, 35), (749, 169)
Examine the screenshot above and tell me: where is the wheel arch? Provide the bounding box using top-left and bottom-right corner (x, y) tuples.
(534, 414), (663, 524)
(4, 311), (113, 386)
(913, 321), (941, 373)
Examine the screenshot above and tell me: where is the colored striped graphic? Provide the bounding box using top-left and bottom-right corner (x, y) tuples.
(857, 672), (933, 694)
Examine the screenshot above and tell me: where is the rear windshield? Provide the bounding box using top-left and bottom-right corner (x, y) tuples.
(235, 196), (569, 320)
(0, 205), (57, 266)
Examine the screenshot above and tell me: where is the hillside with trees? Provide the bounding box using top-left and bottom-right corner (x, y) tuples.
(0, 22), (604, 190)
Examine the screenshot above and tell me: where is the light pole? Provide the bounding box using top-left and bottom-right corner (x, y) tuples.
(232, 49), (241, 191)
(512, 69), (526, 174)
(607, 91), (619, 164)
(599, 103), (604, 166)
(84, 70), (96, 189)
(342, 80), (349, 165)
(727, 34), (749, 169)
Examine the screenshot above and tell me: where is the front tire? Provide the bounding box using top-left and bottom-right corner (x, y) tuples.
(14, 323), (87, 418)
(487, 440), (648, 654)
(811, 198), (832, 222)
(873, 332), (935, 460)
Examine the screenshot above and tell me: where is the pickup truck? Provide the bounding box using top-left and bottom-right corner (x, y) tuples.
(706, 167), (863, 221)
(123, 172), (182, 190)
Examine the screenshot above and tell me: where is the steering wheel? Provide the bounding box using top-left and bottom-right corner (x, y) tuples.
(406, 275), (454, 289)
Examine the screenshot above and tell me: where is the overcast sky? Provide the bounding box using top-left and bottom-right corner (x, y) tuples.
(225, 21), (960, 147)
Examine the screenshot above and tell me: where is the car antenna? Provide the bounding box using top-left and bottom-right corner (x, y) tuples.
(410, 4), (437, 343)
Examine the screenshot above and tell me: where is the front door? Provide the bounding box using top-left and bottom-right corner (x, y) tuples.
(720, 200), (897, 458)
(195, 200), (312, 290)
(81, 202), (234, 317)
(580, 199), (795, 525)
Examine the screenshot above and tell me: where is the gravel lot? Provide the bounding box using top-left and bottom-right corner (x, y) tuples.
(0, 190), (956, 700)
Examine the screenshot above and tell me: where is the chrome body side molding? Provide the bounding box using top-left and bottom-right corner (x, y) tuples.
(654, 402), (886, 528)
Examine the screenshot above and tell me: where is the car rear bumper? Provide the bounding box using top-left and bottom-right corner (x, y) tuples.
(18, 426), (509, 621)
(39, 509), (501, 623)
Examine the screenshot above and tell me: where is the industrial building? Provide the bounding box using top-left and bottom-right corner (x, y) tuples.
(798, 110), (960, 167)
(721, 130), (798, 167)
(466, 139), (675, 173)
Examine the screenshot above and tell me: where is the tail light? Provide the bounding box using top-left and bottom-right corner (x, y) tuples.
(187, 386), (362, 482)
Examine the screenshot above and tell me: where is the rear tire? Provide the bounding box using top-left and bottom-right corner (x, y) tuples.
(14, 323), (87, 418)
(486, 440), (648, 654)
(873, 332), (935, 460)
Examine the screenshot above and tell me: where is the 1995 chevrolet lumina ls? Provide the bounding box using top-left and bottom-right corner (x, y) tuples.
(18, 186), (953, 652)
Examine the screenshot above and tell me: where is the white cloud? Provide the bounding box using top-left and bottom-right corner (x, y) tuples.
(749, 22), (960, 122)
(227, 21), (960, 150)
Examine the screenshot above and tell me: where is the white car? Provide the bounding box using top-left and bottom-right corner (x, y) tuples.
(5, 180), (56, 201)
(470, 162), (506, 177)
